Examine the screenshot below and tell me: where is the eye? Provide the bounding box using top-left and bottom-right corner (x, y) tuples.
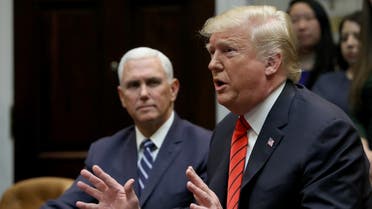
(341, 34), (348, 42)
(224, 47), (235, 53)
(146, 78), (162, 87)
(222, 47), (237, 57)
(290, 16), (300, 23)
(125, 81), (140, 90)
(353, 32), (361, 40)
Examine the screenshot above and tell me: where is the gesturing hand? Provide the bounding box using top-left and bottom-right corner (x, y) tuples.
(76, 165), (140, 209)
(186, 166), (223, 209)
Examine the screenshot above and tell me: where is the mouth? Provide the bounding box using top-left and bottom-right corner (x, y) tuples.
(213, 78), (227, 91)
(137, 105), (155, 111)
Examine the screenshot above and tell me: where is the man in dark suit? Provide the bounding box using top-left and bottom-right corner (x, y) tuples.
(185, 5), (372, 209)
(41, 47), (211, 209)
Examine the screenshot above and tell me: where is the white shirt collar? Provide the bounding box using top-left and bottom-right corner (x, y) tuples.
(243, 82), (285, 136)
(135, 111), (175, 152)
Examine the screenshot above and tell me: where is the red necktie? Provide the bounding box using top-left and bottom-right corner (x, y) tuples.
(227, 116), (250, 209)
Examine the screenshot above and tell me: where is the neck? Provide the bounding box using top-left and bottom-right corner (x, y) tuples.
(136, 110), (173, 138)
(299, 51), (315, 71)
(346, 67), (353, 80)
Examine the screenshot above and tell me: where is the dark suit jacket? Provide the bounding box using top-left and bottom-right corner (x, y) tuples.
(208, 81), (372, 209)
(41, 113), (211, 209)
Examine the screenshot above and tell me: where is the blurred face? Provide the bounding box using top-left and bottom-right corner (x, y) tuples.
(289, 2), (321, 52)
(340, 20), (360, 66)
(117, 57), (179, 127)
(206, 25), (269, 114)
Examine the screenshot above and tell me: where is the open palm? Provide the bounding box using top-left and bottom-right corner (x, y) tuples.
(76, 165), (140, 209)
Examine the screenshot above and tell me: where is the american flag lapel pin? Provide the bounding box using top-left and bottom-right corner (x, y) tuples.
(267, 137), (275, 147)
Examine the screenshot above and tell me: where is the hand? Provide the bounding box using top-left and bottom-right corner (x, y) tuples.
(75, 165), (140, 209)
(361, 138), (372, 184)
(186, 166), (223, 209)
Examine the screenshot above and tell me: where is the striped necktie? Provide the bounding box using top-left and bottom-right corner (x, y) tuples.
(138, 139), (156, 193)
(227, 116), (250, 209)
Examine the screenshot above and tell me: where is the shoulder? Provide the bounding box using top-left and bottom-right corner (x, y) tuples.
(90, 126), (135, 148)
(171, 115), (212, 149)
(314, 71), (346, 86)
(290, 83), (354, 130)
(174, 114), (212, 137)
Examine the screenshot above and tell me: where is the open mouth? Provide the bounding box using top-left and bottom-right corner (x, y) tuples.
(214, 79), (227, 91)
(215, 80), (226, 87)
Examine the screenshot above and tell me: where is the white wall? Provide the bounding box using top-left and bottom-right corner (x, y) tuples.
(214, 0), (362, 123)
(0, 0), (14, 196)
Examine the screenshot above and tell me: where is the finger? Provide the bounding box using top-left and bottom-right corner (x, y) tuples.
(76, 201), (98, 209)
(123, 178), (136, 195)
(190, 202), (206, 209)
(92, 165), (123, 191)
(186, 166), (209, 191)
(76, 181), (102, 201)
(123, 179), (140, 206)
(186, 166), (216, 207)
(187, 181), (209, 205)
(80, 168), (108, 192)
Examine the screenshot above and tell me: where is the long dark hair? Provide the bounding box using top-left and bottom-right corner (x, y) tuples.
(350, 0), (372, 110)
(288, 0), (336, 88)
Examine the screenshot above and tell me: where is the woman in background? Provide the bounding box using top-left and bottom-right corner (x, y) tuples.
(312, 11), (362, 115)
(288, 0), (336, 88)
(350, 0), (372, 177)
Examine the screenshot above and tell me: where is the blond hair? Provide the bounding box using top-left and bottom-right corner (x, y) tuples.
(200, 6), (301, 82)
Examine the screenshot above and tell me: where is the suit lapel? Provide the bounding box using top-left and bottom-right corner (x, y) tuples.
(242, 81), (295, 187)
(139, 115), (184, 205)
(207, 113), (237, 207)
(118, 129), (140, 194)
(242, 126), (284, 186)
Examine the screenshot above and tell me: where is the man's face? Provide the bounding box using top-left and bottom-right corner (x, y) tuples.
(206, 25), (268, 114)
(117, 57), (178, 126)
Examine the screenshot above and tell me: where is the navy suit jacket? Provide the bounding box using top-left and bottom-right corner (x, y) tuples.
(41, 113), (211, 209)
(208, 81), (372, 209)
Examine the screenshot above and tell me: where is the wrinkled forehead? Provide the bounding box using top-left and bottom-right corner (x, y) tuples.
(206, 25), (252, 50)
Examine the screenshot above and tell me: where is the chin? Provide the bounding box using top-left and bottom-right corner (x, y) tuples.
(138, 113), (158, 122)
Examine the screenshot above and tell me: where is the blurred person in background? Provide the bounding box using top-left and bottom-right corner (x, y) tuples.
(350, 0), (372, 184)
(288, 0), (336, 88)
(312, 11), (362, 115)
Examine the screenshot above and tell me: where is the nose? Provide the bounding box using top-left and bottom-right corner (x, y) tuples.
(139, 84), (149, 98)
(208, 53), (223, 72)
(296, 19), (307, 30)
(346, 35), (358, 48)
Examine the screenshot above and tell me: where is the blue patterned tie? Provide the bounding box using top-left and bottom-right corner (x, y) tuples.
(138, 139), (156, 193)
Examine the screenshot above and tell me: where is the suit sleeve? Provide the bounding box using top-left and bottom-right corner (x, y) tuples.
(40, 144), (97, 209)
(301, 118), (371, 209)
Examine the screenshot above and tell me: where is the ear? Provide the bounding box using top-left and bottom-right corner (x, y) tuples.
(170, 79), (180, 102)
(264, 53), (282, 76)
(117, 85), (127, 108)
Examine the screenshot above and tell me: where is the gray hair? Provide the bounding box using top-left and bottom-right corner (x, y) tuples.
(200, 5), (301, 82)
(117, 47), (174, 84)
